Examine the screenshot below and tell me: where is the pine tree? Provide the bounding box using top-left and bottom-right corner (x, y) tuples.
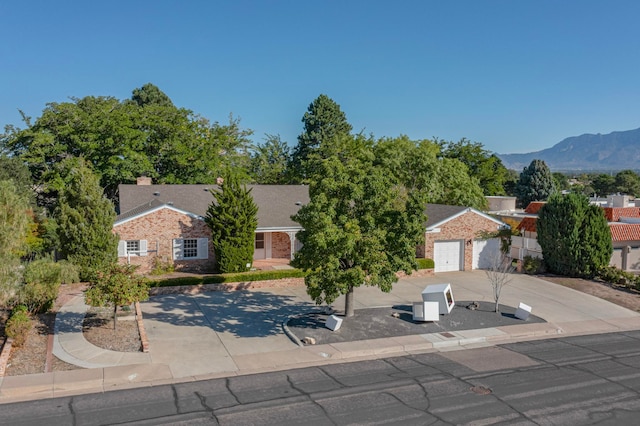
(289, 94), (352, 182)
(537, 193), (612, 277)
(54, 158), (118, 281)
(515, 159), (556, 207)
(205, 174), (258, 273)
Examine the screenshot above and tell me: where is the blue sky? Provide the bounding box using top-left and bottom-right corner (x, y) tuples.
(1, 1), (639, 154)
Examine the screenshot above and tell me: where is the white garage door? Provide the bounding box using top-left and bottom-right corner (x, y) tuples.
(473, 238), (500, 269)
(434, 240), (463, 272)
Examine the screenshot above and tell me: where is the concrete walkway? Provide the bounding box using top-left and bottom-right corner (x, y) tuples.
(1, 271), (640, 403)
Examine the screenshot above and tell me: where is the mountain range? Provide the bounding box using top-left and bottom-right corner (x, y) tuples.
(498, 127), (640, 172)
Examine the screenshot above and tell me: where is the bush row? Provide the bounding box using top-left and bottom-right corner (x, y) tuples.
(149, 268), (308, 288)
(597, 265), (640, 291)
(416, 258), (435, 270)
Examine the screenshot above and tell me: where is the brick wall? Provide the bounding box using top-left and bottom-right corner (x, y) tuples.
(422, 211), (502, 271)
(271, 232), (292, 258)
(114, 207), (216, 273)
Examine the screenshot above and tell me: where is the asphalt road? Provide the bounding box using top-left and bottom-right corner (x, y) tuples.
(2, 331), (640, 425)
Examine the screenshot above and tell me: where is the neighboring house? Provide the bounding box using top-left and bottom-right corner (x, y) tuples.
(417, 204), (509, 272)
(510, 197), (640, 271)
(113, 178), (309, 273)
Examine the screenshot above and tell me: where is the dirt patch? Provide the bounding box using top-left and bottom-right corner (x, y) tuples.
(538, 275), (640, 313)
(82, 308), (142, 352)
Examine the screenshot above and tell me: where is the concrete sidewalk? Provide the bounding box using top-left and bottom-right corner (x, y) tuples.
(1, 271), (639, 403)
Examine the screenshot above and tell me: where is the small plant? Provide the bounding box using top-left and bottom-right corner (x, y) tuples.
(485, 254), (515, 313)
(597, 265), (639, 288)
(19, 258), (62, 313)
(149, 257), (175, 276)
(6, 305), (31, 347)
(522, 256), (545, 275)
(416, 258), (435, 270)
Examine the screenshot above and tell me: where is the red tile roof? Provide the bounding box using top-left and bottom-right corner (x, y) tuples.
(602, 207), (640, 222)
(609, 223), (640, 242)
(524, 202), (546, 214)
(516, 217), (537, 233)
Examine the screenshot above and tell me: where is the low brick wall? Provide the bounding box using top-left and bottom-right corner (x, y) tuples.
(396, 269), (435, 279)
(149, 277), (306, 296)
(0, 338), (13, 377)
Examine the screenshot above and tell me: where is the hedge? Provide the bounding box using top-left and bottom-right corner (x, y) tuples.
(149, 268), (307, 288)
(416, 258), (435, 270)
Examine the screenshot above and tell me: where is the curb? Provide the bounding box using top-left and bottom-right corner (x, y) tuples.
(0, 338), (13, 377)
(135, 302), (149, 353)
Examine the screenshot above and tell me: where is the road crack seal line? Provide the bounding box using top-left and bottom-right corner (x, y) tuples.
(286, 374), (337, 425)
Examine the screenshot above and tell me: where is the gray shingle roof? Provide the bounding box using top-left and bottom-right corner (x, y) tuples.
(424, 203), (469, 228)
(117, 184), (310, 229)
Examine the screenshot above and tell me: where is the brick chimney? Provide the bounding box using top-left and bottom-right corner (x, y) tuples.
(136, 176), (152, 185)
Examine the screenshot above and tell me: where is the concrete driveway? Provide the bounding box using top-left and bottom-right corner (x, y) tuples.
(141, 271), (640, 379)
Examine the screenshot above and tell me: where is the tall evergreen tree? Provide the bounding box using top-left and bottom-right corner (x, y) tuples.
(54, 158), (118, 281)
(515, 159), (556, 207)
(537, 193), (612, 278)
(289, 94), (352, 182)
(205, 174), (258, 273)
(249, 134), (290, 184)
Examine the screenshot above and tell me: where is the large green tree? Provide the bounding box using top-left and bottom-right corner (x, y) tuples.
(591, 174), (616, 196)
(514, 159), (556, 207)
(2, 84), (253, 202)
(537, 193), (612, 278)
(54, 158), (118, 281)
(205, 174), (258, 273)
(249, 134), (290, 184)
(292, 134), (426, 317)
(289, 94), (352, 182)
(439, 138), (509, 195)
(373, 136), (487, 209)
(614, 170), (640, 196)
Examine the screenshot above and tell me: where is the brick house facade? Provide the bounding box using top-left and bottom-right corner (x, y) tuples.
(417, 204), (507, 272)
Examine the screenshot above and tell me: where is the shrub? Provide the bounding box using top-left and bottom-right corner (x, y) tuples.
(19, 258), (63, 313)
(58, 260), (80, 284)
(597, 265), (639, 288)
(416, 258), (435, 270)
(149, 257), (175, 276)
(149, 269), (307, 288)
(522, 256), (545, 274)
(6, 306), (31, 347)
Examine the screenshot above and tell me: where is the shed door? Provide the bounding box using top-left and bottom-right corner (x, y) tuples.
(434, 240), (463, 272)
(473, 238), (500, 269)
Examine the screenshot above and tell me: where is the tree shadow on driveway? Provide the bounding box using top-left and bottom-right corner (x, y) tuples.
(141, 291), (319, 338)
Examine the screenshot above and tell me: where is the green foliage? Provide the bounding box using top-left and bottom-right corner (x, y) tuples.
(6, 306), (31, 347)
(0, 180), (32, 258)
(614, 170), (640, 196)
(85, 264), (149, 329)
(149, 257), (175, 275)
(537, 193), (612, 278)
(439, 138), (509, 196)
(373, 136), (487, 209)
(0, 256), (21, 309)
(416, 258), (435, 269)
(476, 227), (516, 254)
(0, 155), (35, 205)
(148, 269), (307, 287)
(205, 174), (258, 273)
(515, 159), (556, 208)
(19, 258), (65, 313)
(2, 85), (254, 203)
(292, 133), (427, 315)
(597, 265), (640, 289)
(522, 255), (545, 274)
(249, 134), (291, 184)
(552, 172), (570, 191)
(289, 94), (353, 183)
(591, 174), (616, 196)
(54, 158), (118, 281)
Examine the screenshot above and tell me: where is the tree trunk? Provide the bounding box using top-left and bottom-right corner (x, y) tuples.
(113, 305), (118, 331)
(345, 286), (355, 317)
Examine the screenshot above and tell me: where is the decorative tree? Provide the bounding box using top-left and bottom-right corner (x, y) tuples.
(515, 159), (556, 208)
(54, 158), (118, 281)
(485, 253), (515, 313)
(289, 94), (352, 182)
(85, 264), (149, 330)
(537, 193), (612, 278)
(205, 174), (258, 273)
(292, 134), (426, 317)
